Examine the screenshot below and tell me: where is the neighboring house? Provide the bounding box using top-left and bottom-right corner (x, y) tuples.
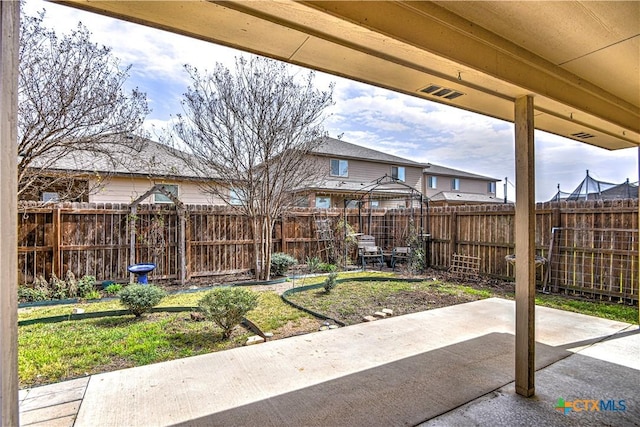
(297, 138), (426, 209)
(296, 137), (502, 208)
(23, 138), (225, 205)
(423, 163), (502, 206)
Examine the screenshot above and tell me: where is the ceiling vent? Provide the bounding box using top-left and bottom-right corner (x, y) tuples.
(571, 132), (595, 139)
(420, 84), (464, 100)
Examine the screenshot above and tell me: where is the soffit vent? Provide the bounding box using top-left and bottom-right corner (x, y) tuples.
(571, 132), (595, 139)
(420, 84), (464, 100)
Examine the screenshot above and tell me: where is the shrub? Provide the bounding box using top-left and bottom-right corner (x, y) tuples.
(323, 272), (339, 293)
(18, 286), (49, 302)
(119, 284), (166, 317)
(318, 262), (337, 273)
(82, 289), (102, 300)
(198, 287), (259, 339)
(305, 256), (321, 273)
(270, 252), (297, 277)
(77, 275), (96, 298)
(104, 283), (123, 296)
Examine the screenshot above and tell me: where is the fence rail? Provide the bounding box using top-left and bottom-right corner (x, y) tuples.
(18, 198), (639, 303)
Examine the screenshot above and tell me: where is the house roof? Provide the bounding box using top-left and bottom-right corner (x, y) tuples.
(430, 191), (504, 204)
(32, 138), (216, 180)
(424, 164), (500, 182)
(302, 178), (421, 200)
(313, 137), (425, 167)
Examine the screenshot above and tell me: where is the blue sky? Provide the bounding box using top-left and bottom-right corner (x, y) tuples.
(25, 0), (637, 202)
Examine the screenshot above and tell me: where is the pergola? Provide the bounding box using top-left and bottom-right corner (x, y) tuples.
(1, 1), (638, 423)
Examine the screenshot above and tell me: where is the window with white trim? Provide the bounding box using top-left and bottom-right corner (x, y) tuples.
(428, 176), (437, 189)
(488, 182), (496, 193)
(330, 159), (348, 177)
(154, 184), (179, 203)
(391, 166), (405, 182)
(452, 178), (460, 191)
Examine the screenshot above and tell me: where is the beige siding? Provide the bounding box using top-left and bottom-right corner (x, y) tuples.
(88, 176), (225, 205)
(424, 174), (494, 198)
(318, 156), (423, 189)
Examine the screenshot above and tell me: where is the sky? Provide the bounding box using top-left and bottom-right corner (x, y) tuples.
(24, 0), (638, 202)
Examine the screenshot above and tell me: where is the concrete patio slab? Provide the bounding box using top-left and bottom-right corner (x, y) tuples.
(18, 298), (636, 426)
(422, 326), (640, 426)
(69, 298), (632, 426)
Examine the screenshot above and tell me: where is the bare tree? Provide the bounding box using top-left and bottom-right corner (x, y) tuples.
(18, 9), (149, 201)
(168, 56), (334, 280)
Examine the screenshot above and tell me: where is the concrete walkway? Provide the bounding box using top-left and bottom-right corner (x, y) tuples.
(18, 298), (639, 426)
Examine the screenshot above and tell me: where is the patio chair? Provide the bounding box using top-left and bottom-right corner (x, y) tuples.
(391, 246), (411, 270)
(357, 236), (384, 270)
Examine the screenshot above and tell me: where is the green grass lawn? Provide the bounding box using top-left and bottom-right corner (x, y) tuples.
(18, 291), (317, 388)
(18, 272), (638, 388)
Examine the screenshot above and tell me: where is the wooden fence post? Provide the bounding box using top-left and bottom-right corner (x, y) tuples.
(185, 211), (191, 281)
(52, 207), (61, 278)
(129, 206), (136, 283)
(449, 211), (458, 263)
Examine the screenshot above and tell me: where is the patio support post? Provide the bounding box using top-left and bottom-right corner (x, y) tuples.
(0, 1), (19, 425)
(514, 95), (536, 397)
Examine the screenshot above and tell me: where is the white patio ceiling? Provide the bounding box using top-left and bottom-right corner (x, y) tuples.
(55, 0), (639, 151)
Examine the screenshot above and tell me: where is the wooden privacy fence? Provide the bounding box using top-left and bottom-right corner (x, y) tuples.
(18, 199), (639, 303)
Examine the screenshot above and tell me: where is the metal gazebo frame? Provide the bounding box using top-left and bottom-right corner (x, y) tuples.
(340, 175), (430, 268)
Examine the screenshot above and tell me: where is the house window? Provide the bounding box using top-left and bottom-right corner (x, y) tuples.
(316, 196), (331, 208)
(41, 192), (60, 203)
(229, 189), (244, 205)
(330, 159), (348, 177)
(154, 184), (179, 203)
(370, 200), (380, 207)
(488, 182), (496, 193)
(391, 166), (405, 182)
(428, 176), (437, 189)
(452, 178), (460, 191)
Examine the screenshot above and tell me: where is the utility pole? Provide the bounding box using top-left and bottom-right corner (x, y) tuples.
(504, 177), (508, 203)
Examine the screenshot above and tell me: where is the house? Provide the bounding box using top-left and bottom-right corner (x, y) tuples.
(297, 137), (426, 209)
(423, 163), (502, 206)
(296, 137), (502, 208)
(27, 135), (503, 208)
(22, 138), (225, 205)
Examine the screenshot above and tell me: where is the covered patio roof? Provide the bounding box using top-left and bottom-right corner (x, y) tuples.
(1, 1), (638, 423)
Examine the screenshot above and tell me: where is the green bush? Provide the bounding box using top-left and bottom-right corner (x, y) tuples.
(119, 284), (167, 317)
(18, 286), (49, 302)
(77, 275), (97, 298)
(83, 289), (102, 300)
(19, 272), (98, 301)
(318, 262), (337, 273)
(305, 256), (321, 273)
(323, 272), (339, 293)
(104, 283), (123, 296)
(270, 252), (298, 277)
(198, 287), (259, 339)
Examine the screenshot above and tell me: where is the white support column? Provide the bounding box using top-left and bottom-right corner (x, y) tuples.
(0, 1), (20, 425)
(514, 95), (536, 397)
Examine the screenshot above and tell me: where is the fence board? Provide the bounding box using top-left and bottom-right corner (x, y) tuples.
(17, 199), (639, 303)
